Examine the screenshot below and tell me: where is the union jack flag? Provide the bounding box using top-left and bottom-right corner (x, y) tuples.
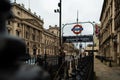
(95, 24), (100, 37)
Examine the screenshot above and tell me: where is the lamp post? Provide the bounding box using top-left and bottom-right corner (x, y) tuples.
(54, 0), (62, 58)
(54, 0), (62, 54)
(58, 0), (62, 47)
(55, 1), (64, 79)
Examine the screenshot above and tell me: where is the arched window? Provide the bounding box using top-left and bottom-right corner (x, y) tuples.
(33, 45), (37, 55)
(16, 30), (20, 37)
(8, 29), (11, 34)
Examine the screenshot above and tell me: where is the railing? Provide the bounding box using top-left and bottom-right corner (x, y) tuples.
(24, 54), (95, 80)
(68, 55), (94, 80)
(25, 54), (65, 80)
(53, 60), (67, 80)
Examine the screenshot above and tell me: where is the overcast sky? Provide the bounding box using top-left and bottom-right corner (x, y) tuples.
(10, 0), (104, 48)
(10, 0), (103, 31)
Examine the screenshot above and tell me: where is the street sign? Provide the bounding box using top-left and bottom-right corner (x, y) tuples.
(71, 24), (83, 34)
(62, 35), (93, 43)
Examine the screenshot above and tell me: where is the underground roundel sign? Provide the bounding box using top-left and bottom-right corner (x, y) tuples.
(71, 24), (83, 34)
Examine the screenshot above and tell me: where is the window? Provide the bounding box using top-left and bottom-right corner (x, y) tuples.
(33, 49), (36, 55)
(26, 48), (29, 53)
(26, 31), (29, 39)
(37, 35), (39, 41)
(52, 31), (54, 33)
(16, 30), (20, 37)
(7, 21), (11, 25)
(21, 24), (23, 27)
(38, 49), (40, 54)
(33, 29), (35, 33)
(32, 34), (35, 41)
(17, 23), (20, 27)
(17, 11), (21, 15)
(8, 29), (11, 34)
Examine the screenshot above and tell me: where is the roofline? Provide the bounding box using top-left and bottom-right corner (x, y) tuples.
(11, 2), (44, 23)
(43, 28), (58, 37)
(100, 0), (106, 21)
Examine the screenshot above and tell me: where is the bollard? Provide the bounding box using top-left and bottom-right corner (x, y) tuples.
(101, 56), (103, 62)
(109, 60), (112, 67)
(109, 57), (112, 67)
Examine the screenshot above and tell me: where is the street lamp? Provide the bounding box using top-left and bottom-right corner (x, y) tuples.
(54, 0), (64, 78)
(54, 0), (62, 55)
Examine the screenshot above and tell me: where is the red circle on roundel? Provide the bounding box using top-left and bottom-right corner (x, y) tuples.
(71, 24), (83, 34)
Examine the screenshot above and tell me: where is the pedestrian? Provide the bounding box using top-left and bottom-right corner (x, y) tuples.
(35, 55), (43, 67)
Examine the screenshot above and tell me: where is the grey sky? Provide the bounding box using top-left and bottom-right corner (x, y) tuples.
(10, 0), (104, 48)
(10, 0), (103, 28)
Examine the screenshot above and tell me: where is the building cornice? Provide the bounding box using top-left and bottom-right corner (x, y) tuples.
(22, 18), (43, 29)
(100, 0), (106, 21)
(43, 29), (58, 38)
(11, 3), (44, 24)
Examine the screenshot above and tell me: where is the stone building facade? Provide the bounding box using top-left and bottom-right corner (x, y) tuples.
(7, 3), (43, 56)
(46, 25), (77, 56)
(7, 2), (59, 56)
(114, 0), (120, 65)
(63, 43), (75, 56)
(41, 25), (59, 55)
(99, 0), (120, 65)
(99, 0), (116, 62)
(7, 2), (76, 57)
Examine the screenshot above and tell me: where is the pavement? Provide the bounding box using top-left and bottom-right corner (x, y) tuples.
(94, 58), (120, 80)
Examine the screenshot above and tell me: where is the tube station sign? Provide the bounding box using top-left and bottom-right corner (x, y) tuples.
(71, 24), (83, 34)
(62, 35), (93, 43)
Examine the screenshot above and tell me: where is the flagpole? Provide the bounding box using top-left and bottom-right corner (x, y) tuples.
(76, 10), (82, 56)
(77, 10), (79, 24)
(76, 10), (79, 47)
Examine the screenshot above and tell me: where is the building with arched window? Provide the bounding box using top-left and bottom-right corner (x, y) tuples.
(99, 0), (116, 63)
(100, 0), (120, 66)
(7, 2), (77, 57)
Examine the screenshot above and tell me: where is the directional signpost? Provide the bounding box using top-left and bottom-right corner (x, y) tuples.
(62, 35), (93, 43)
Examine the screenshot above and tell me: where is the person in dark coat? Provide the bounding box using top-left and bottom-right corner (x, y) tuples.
(0, 0), (50, 80)
(35, 55), (44, 66)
